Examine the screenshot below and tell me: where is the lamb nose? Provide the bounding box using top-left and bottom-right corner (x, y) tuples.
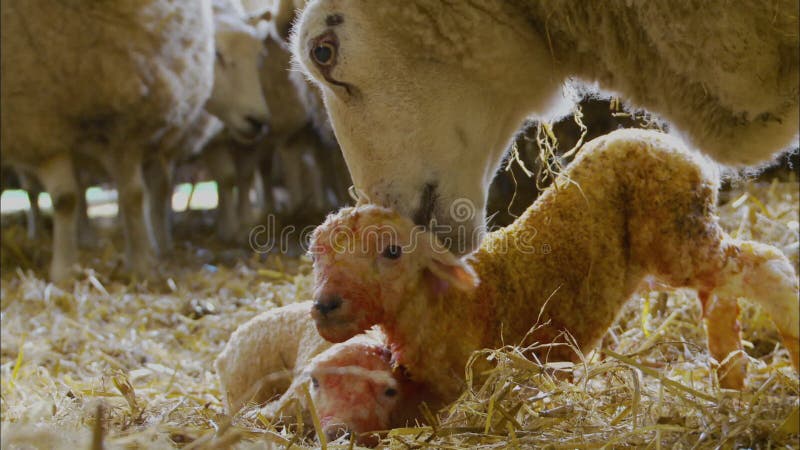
(314, 294), (342, 315)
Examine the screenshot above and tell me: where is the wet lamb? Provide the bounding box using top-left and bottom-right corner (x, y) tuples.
(310, 129), (800, 402)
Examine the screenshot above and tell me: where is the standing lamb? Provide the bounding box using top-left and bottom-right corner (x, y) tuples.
(1, 0), (215, 279)
(310, 129), (800, 402)
(292, 0), (799, 254)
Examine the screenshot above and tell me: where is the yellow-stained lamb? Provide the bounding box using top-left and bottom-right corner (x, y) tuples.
(310, 129), (800, 403)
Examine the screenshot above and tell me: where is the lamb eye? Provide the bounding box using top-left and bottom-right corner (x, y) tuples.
(381, 245), (402, 260)
(215, 50), (226, 68)
(384, 388), (398, 397)
(311, 376), (319, 388)
(312, 42), (336, 66)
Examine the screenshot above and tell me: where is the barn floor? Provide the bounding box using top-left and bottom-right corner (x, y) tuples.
(1, 178), (798, 449)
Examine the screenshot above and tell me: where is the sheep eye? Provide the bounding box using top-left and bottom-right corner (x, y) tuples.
(312, 41), (336, 66)
(384, 388), (398, 397)
(311, 376), (319, 388)
(381, 245), (402, 260)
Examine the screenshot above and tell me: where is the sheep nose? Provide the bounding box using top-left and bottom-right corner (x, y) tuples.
(314, 294), (342, 315)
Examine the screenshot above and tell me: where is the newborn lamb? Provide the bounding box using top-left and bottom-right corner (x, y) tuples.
(310, 129), (800, 402)
(301, 337), (430, 446)
(215, 301), (331, 414)
(216, 302), (430, 444)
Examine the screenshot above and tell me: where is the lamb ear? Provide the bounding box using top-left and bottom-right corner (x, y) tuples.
(425, 251), (479, 293)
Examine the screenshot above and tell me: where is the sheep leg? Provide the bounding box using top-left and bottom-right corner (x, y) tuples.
(724, 241), (800, 370)
(251, 166), (269, 219)
(277, 142), (307, 214)
(35, 154), (79, 281)
(104, 153), (153, 277)
(17, 171), (43, 240)
(291, 128), (328, 212)
(699, 291), (747, 389)
(301, 151), (327, 212)
(204, 146), (238, 242)
(143, 156), (174, 256)
(315, 142), (352, 209)
(235, 160), (257, 233)
(75, 171), (96, 249)
(257, 146), (276, 215)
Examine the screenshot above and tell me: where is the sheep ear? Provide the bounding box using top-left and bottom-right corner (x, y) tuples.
(424, 252), (478, 294)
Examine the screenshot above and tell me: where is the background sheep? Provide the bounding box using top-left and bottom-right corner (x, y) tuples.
(293, 0), (799, 254)
(205, 0), (270, 143)
(203, 3), (350, 243)
(310, 129), (800, 402)
(142, 0), (273, 253)
(142, 111), (225, 255)
(1, 0), (215, 279)
(1, 0), (277, 274)
(255, 3), (349, 212)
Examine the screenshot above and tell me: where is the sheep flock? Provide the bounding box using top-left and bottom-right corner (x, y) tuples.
(1, 0), (799, 449)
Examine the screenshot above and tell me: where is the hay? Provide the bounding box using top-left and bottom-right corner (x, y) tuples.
(1, 180), (798, 449)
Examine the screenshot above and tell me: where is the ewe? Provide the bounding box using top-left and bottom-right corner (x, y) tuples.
(143, 0), (272, 253)
(293, 0), (799, 253)
(1, 0), (272, 276)
(310, 129), (800, 402)
(303, 336), (428, 445)
(1, 0), (215, 279)
(205, 0), (270, 142)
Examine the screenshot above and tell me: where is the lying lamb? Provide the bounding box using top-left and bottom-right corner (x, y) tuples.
(310, 129), (800, 402)
(216, 301), (428, 443)
(215, 301), (332, 414)
(295, 335), (429, 445)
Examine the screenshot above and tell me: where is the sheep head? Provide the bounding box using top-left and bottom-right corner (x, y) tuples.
(292, 1), (564, 255)
(310, 205), (478, 343)
(206, 4), (271, 142)
(308, 340), (399, 446)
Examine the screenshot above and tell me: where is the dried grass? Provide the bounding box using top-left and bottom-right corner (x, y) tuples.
(1, 180), (798, 449)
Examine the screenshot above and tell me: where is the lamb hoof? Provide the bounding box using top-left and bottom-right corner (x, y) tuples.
(717, 356), (747, 390)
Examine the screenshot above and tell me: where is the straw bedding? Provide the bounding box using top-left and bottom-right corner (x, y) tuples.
(1, 178), (798, 449)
